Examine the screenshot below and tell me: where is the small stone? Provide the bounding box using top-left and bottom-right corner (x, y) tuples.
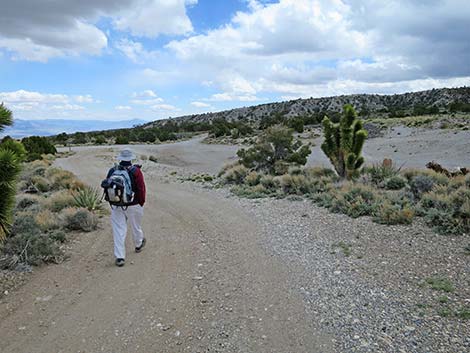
(175, 330), (181, 337)
(353, 335), (360, 340)
(334, 271), (341, 275)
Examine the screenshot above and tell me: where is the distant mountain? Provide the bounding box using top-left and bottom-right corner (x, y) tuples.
(1, 119), (147, 138)
(144, 86), (470, 128)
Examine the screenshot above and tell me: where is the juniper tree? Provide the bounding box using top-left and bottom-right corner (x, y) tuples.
(321, 105), (367, 179)
(0, 104), (22, 241)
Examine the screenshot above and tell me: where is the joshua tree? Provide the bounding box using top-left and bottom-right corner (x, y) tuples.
(0, 104), (21, 241)
(321, 105), (368, 179)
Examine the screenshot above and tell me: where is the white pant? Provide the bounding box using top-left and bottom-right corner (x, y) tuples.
(111, 205), (145, 259)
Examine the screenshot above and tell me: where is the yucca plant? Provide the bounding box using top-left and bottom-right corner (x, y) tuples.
(0, 104), (22, 241)
(73, 186), (102, 211)
(321, 105), (368, 179)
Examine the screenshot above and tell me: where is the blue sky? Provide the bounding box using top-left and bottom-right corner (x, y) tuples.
(1, 0), (469, 121)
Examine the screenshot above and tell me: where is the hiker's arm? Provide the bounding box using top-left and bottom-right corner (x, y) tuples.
(134, 168), (146, 206)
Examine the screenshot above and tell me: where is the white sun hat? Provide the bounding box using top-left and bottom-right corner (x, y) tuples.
(116, 148), (136, 162)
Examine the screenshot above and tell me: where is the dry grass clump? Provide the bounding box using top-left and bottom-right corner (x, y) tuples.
(15, 194), (41, 210)
(245, 171), (261, 186)
(43, 190), (75, 212)
(222, 164), (249, 185)
(35, 210), (61, 231)
(328, 183), (380, 218)
(373, 201), (415, 225)
(30, 175), (51, 192)
(61, 207), (98, 232)
(46, 167), (84, 190)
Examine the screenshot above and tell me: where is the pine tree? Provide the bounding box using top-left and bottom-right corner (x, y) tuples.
(0, 104), (22, 241)
(321, 105), (368, 179)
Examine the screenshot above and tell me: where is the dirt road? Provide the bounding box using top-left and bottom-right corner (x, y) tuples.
(0, 142), (333, 352)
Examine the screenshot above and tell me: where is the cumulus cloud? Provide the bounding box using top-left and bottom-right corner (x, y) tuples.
(166, 0), (470, 99)
(0, 0), (195, 61)
(115, 105), (132, 110)
(151, 104), (178, 111)
(115, 38), (159, 63)
(191, 101), (211, 108)
(114, 0), (196, 37)
(0, 90), (93, 117)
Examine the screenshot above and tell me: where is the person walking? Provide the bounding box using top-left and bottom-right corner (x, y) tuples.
(104, 148), (146, 267)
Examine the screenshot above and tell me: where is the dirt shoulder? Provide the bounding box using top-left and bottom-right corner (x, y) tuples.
(0, 145), (333, 353)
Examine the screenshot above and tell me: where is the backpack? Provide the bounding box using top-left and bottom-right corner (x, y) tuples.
(101, 164), (137, 206)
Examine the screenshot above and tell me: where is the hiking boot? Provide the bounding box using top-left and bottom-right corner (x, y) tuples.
(115, 258), (125, 267)
(135, 238), (146, 253)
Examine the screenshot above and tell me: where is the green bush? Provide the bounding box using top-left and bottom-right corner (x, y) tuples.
(237, 125), (311, 174)
(115, 136), (129, 145)
(15, 195), (41, 210)
(373, 201), (414, 225)
(410, 175), (435, 198)
(21, 136), (57, 161)
(61, 207), (98, 232)
(385, 175), (407, 190)
(44, 191), (75, 212)
(329, 184), (379, 218)
(0, 149), (22, 241)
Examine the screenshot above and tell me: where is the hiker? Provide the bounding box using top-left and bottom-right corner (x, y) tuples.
(101, 148), (146, 267)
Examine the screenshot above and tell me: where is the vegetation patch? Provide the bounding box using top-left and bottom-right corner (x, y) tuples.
(425, 277), (455, 293)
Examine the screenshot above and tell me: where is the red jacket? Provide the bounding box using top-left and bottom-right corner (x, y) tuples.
(132, 166), (146, 206)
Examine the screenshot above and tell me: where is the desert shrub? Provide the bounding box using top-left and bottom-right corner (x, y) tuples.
(231, 184), (269, 199)
(21, 136), (57, 161)
(2, 229), (63, 266)
(115, 135), (129, 145)
(46, 168), (83, 190)
(94, 135), (106, 145)
(10, 212), (40, 237)
(245, 171), (261, 186)
(328, 184), (379, 218)
(304, 167), (337, 179)
(31, 176), (51, 192)
(237, 125), (311, 174)
(260, 174), (279, 191)
(280, 174), (310, 195)
(149, 155), (158, 163)
(49, 230), (67, 243)
(410, 175), (435, 198)
(385, 175), (407, 190)
(61, 207), (98, 232)
(15, 194), (41, 211)
(44, 191), (75, 212)
(35, 210), (61, 232)
(222, 164), (249, 185)
(140, 154), (148, 160)
(365, 161), (401, 186)
(373, 201), (414, 225)
(73, 187), (102, 211)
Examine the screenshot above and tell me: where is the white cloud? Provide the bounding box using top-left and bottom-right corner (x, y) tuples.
(165, 0), (470, 100)
(115, 38), (159, 63)
(51, 104), (85, 111)
(115, 105), (132, 110)
(151, 104), (178, 111)
(209, 93), (260, 102)
(114, 0), (195, 37)
(0, 0), (196, 61)
(0, 90), (68, 104)
(132, 90), (158, 98)
(75, 95), (95, 103)
(191, 101), (211, 108)
(131, 98), (164, 105)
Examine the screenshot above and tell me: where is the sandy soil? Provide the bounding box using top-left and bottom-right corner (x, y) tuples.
(0, 142), (332, 353)
(307, 127), (470, 170)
